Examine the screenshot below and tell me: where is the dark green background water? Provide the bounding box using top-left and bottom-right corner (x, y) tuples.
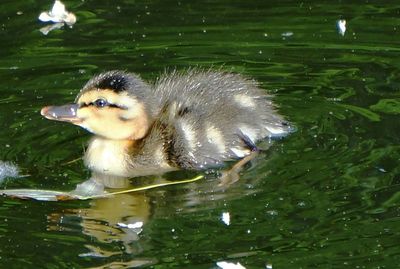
(1, 0), (399, 268)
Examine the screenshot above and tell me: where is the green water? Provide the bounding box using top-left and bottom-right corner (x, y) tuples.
(1, 0), (400, 268)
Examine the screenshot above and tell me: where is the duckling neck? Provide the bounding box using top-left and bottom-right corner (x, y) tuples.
(84, 136), (138, 178)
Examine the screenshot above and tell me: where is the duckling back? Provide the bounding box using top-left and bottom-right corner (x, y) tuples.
(149, 69), (291, 170)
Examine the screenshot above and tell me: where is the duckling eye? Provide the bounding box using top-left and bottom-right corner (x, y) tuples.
(94, 99), (108, 108)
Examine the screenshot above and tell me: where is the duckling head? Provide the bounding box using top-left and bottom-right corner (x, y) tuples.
(41, 71), (155, 140)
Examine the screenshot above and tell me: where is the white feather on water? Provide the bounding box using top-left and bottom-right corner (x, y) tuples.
(0, 161), (20, 183)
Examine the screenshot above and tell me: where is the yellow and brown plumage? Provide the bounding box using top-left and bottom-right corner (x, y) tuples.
(41, 69), (292, 186)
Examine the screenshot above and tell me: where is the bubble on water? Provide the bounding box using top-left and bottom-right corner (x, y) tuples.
(281, 31), (293, 37)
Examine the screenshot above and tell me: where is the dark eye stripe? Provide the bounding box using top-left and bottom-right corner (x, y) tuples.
(108, 103), (127, 109)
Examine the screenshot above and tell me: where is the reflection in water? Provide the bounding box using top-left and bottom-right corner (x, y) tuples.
(47, 191), (155, 267)
(45, 167), (264, 267)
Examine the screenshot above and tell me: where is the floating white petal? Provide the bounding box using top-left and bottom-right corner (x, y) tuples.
(221, 212), (230, 226)
(51, 0), (67, 19)
(337, 19), (346, 36)
(38, 0), (76, 25)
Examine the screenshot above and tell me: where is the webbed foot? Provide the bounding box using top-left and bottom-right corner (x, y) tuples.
(218, 151), (259, 187)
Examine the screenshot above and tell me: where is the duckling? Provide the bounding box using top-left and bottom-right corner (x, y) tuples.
(41, 69), (292, 188)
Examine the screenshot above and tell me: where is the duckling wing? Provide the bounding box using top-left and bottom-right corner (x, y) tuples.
(152, 69), (292, 170)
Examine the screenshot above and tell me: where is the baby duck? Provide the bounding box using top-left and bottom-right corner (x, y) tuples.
(41, 69), (291, 187)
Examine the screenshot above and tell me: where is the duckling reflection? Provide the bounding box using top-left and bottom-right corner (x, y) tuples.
(47, 192), (151, 259)
(41, 69), (291, 194)
(45, 171), (260, 265)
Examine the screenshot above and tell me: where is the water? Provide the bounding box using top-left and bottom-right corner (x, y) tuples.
(1, 0), (400, 268)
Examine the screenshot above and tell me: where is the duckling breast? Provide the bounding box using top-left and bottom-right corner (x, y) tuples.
(84, 137), (133, 177)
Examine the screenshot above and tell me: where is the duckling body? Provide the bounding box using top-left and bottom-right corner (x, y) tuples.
(41, 69), (291, 182)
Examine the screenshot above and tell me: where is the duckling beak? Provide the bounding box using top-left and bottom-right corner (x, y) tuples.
(40, 104), (81, 123)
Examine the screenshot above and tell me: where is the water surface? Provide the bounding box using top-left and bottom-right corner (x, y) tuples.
(0, 0), (399, 268)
